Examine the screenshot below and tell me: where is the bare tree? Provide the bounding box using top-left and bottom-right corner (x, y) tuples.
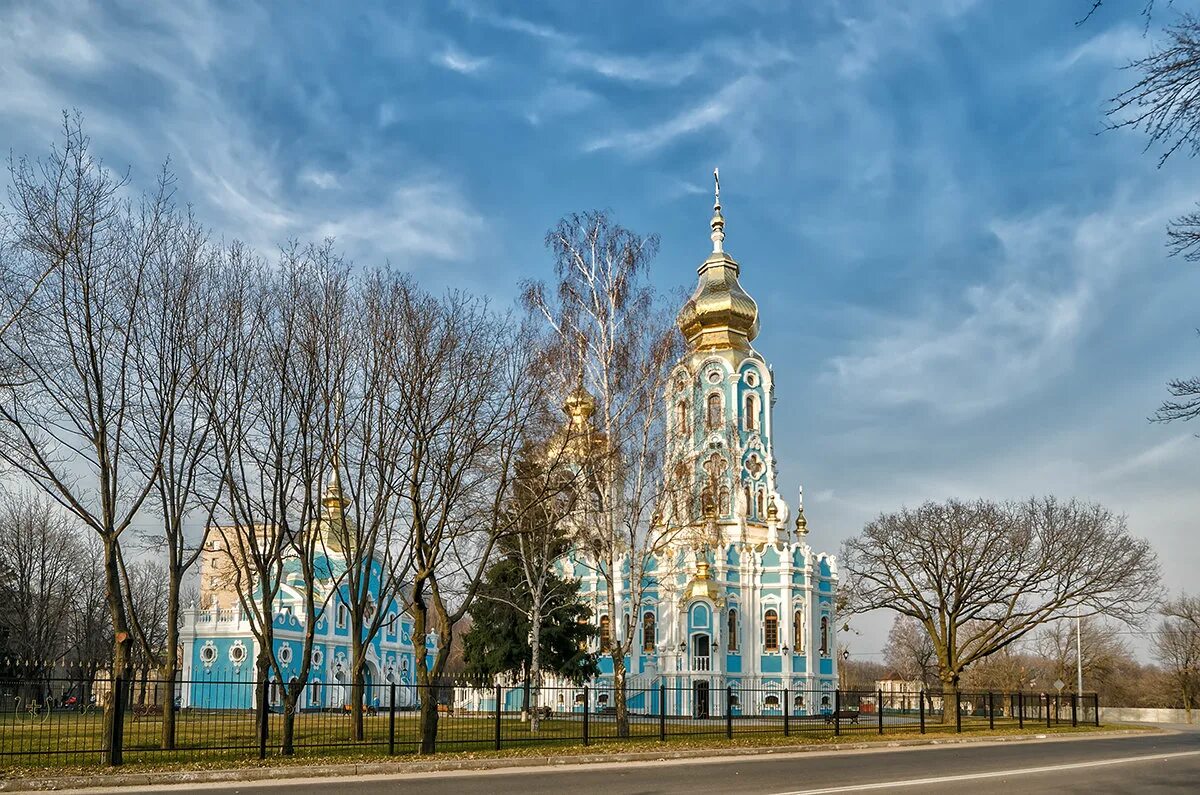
(1097, 12), (1200, 422)
(120, 205), (220, 748)
(523, 210), (683, 738)
(1155, 594), (1200, 720)
(200, 242), (341, 754)
(0, 490), (79, 675)
(1034, 615), (1131, 693)
(395, 286), (542, 754)
(882, 614), (938, 692)
(842, 497), (1160, 716)
(0, 116), (175, 763)
(326, 269), (417, 743)
(123, 560), (171, 706)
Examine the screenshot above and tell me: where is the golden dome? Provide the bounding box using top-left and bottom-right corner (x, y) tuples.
(676, 170), (759, 351)
(563, 382), (596, 424)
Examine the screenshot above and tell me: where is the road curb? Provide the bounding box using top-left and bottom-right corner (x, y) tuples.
(0, 727), (1160, 792)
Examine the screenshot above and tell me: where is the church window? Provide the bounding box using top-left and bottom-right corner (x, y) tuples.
(677, 401), (689, 434)
(744, 369), (759, 387)
(336, 604), (348, 629)
(279, 644), (293, 665)
(764, 610), (779, 652)
(718, 485), (730, 515)
(706, 393), (722, 429)
(230, 643), (246, 664)
(200, 643), (217, 665)
(624, 613), (631, 644)
(599, 615), (612, 650)
(756, 489), (765, 517)
(820, 617), (829, 657)
(765, 694), (780, 709)
(310, 679), (322, 705)
(727, 608), (738, 652)
(743, 485), (751, 514)
(312, 648), (323, 667)
(793, 611), (804, 653)
(642, 612), (656, 652)
(745, 393), (759, 431)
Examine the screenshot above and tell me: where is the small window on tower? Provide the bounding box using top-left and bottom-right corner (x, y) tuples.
(764, 610), (779, 652)
(745, 393), (759, 431)
(727, 608), (738, 652)
(706, 393), (722, 429)
(677, 401), (688, 434)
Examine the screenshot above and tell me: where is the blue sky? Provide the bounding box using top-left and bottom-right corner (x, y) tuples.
(3, 0), (1199, 661)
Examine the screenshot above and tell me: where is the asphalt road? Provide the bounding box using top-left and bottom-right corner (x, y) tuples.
(63, 725), (1200, 795)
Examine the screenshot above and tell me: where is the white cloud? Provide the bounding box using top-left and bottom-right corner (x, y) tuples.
(823, 191), (1182, 420)
(299, 168), (339, 190)
(435, 46), (489, 75)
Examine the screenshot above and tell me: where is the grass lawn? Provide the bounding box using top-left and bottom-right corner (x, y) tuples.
(0, 708), (1124, 777)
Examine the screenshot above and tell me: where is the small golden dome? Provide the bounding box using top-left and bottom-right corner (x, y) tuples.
(563, 382), (596, 423)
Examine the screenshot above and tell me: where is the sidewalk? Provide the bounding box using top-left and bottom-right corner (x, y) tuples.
(0, 726), (1156, 793)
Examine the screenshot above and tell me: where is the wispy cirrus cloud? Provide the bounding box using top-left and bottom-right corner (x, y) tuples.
(435, 45), (490, 74)
(584, 75), (763, 155)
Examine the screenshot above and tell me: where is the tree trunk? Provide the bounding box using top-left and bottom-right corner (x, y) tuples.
(613, 654), (629, 738)
(350, 654), (366, 742)
(530, 606), (542, 733)
(158, 570), (181, 749)
(941, 676), (959, 726)
(281, 692), (297, 755)
(102, 535), (133, 766)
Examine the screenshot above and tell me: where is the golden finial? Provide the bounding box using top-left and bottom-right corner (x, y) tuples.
(711, 167), (724, 254)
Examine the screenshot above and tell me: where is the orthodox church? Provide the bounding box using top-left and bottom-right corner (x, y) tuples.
(179, 172), (838, 717)
(178, 472), (425, 711)
(543, 172), (840, 718)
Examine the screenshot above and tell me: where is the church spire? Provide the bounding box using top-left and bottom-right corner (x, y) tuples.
(711, 167), (725, 254)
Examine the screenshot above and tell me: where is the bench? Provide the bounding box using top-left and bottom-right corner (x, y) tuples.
(823, 710), (860, 725)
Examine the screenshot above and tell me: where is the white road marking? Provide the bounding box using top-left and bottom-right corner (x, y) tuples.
(768, 749), (1200, 794)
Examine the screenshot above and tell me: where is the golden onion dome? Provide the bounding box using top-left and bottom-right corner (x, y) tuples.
(563, 382), (596, 424)
(676, 169), (760, 351)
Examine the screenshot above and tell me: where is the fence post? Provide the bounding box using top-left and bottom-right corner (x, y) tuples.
(1071, 692), (1078, 728)
(919, 691), (925, 734)
(494, 685), (502, 750)
(834, 690), (841, 737)
(1094, 693), (1100, 727)
(1018, 692), (1024, 729)
(988, 692), (994, 730)
(388, 683), (396, 756)
(725, 687), (733, 739)
(783, 688), (790, 737)
(582, 685), (589, 746)
(258, 678), (268, 760)
(955, 690), (961, 733)
(109, 674), (126, 766)
(877, 689), (883, 735)
(659, 684), (666, 741)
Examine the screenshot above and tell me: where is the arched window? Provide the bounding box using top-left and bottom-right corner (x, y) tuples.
(677, 401), (688, 434)
(642, 612), (656, 652)
(310, 679), (322, 706)
(756, 489), (765, 517)
(793, 610), (804, 653)
(706, 393), (722, 429)
(820, 616), (829, 656)
(745, 393), (758, 430)
(623, 614), (631, 644)
(599, 615), (611, 650)
(743, 485), (751, 514)
(764, 610), (779, 652)
(727, 608), (738, 652)
(718, 485), (730, 515)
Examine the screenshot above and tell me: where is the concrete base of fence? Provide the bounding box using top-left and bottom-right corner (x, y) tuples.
(0, 726), (1158, 793)
(1100, 706), (1196, 724)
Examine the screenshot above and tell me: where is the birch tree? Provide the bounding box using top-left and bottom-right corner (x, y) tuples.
(523, 210), (683, 737)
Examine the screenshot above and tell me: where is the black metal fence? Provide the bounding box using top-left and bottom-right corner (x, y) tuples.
(0, 676), (1102, 768)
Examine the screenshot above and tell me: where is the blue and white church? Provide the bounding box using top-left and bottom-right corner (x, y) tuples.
(550, 173), (840, 717)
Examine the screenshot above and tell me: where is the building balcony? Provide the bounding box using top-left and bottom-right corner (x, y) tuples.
(692, 656), (711, 672)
